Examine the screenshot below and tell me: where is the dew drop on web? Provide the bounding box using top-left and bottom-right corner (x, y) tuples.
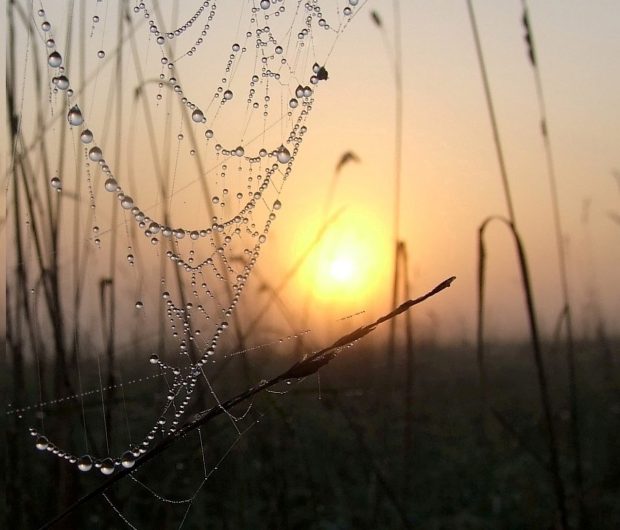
(88, 146), (103, 161)
(104, 178), (118, 192)
(55, 75), (69, 90)
(121, 451), (136, 469)
(100, 457), (115, 475)
(276, 145), (291, 164)
(80, 129), (93, 144)
(77, 455), (93, 472)
(191, 109), (205, 123)
(120, 196), (134, 209)
(67, 105), (83, 126)
(47, 51), (62, 67)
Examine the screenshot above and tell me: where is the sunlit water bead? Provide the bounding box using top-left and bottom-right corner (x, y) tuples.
(135, 301), (144, 309)
(77, 455), (93, 472)
(35, 435), (49, 450)
(104, 177), (118, 192)
(50, 177), (62, 191)
(223, 89), (233, 101)
(41, 20), (51, 32)
(97, 50), (105, 59)
(100, 457), (115, 475)
(55, 75), (70, 90)
(120, 195), (134, 209)
(80, 129), (93, 144)
(88, 146), (103, 161)
(121, 451), (136, 469)
(276, 145), (291, 164)
(260, 0), (271, 9)
(191, 108), (205, 123)
(47, 51), (62, 68)
(67, 105), (83, 126)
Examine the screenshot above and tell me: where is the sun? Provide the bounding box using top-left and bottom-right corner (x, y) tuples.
(329, 256), (355, 283)
(289, 207), (390, 310)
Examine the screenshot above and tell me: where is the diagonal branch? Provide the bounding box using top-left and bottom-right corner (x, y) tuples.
(40, 276), (455, 529)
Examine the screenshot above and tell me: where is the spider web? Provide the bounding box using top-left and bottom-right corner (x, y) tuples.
(5, 0), (365, 527)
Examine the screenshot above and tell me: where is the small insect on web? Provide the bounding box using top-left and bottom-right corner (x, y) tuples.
(6, 0), (366, 527)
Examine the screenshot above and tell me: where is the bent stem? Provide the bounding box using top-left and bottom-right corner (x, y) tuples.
(477, 215), (568, 528)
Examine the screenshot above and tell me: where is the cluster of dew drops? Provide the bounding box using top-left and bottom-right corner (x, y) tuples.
(33, 0), (361, 476)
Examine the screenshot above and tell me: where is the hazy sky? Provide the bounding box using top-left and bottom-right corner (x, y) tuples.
(3, 1), (619, 346)
(273, 1), (620, 342)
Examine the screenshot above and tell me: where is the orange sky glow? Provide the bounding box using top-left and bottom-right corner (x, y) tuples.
(2, 1), (619, 348)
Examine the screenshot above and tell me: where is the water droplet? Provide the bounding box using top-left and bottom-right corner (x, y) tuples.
(104, 178), (118, 192)
(205, 129), (214, 139)
(97, 50), (105, 59)
(50, 177), (62, 190)
(149, 354), (159, 364)
(191, 109), (205, 123)
(289, 98), (298, 108)
(48, 51), (62, 68)
(223, 89), (233, 100)
(349, 0), (359, 5)
(260, 0), (270, 9)
(100, 458), (115, 475)
(56, 76), (70, 90)
(276, 145), (291, 164)
(121, 451), (136, 469)
(235, 146), (245, 157)
(77, 455), (93, 472)
(80, 129), (93, 144)
(41, 21), (51, 32)
(92, 15), (100, 23)
(273, 199), (281, 210)
(120, 196), (134, 209)
(67, 105), (83, 126)
(88, 147), (103, 161)
(35, 436), (49, 450)
(135, 301), (144, 309)
(127, 254), (134, 264)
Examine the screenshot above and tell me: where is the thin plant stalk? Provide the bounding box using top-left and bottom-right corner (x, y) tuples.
(520, 5), (586, 524)
(477, 216), (568, 529)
